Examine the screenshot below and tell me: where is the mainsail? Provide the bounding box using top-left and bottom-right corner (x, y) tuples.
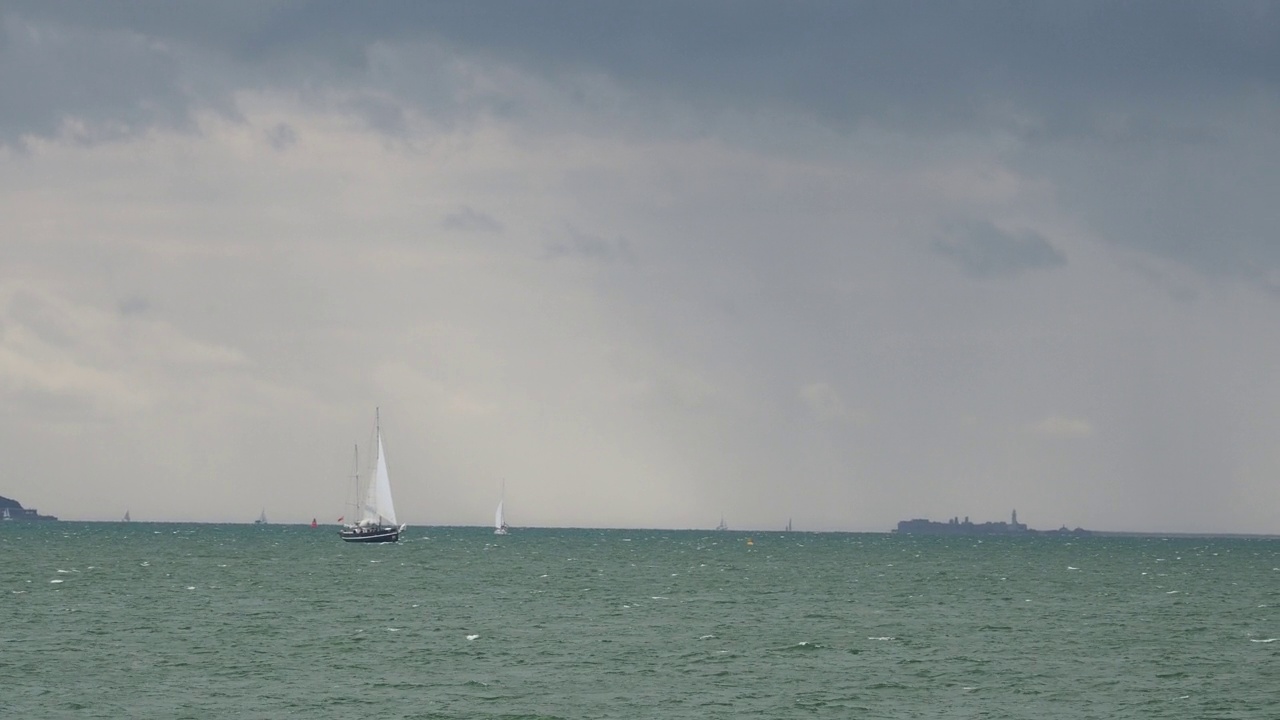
(494, 499), (505, 530)
(361, 433), (398, 526)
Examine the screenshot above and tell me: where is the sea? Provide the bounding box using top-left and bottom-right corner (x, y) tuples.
(2, 524), (1276, 719)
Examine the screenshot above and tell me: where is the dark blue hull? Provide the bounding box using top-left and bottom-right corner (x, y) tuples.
(339, 526), (401, 543)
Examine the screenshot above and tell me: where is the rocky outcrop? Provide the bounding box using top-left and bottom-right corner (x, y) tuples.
(0, 495), (58, 521)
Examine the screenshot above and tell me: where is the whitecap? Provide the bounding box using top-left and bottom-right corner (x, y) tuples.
(50, 579), (63, 584)
(140, 562), (150, 567)
(962, 687), (979, 692)
(1250, 638), (1276, 643)
(698, 634), (715, 640)
(466, 634), (479, 641)
(868, 636), (894, 641)
(387, 628), (400, 632)
(1066, 566), (1078, 570)
(651, 596), (668, 600)
(1166, 590), (1180, 594)
(186, 586), (196, 590)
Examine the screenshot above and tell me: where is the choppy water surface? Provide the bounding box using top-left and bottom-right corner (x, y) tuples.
(2, 524), (1276, 718)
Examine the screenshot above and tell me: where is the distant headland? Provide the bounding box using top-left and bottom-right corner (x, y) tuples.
(0, 495), (58, 521)
(894, 510), (1090, 537)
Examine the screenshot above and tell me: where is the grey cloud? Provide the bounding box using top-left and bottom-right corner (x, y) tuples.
(264, 122), (297, 150)
(0, 12), (198, 146)
(932, 221), (1066, 279)
(117, 296), (151, 317)
(544, 226), (635, 265)
(1029, 125), (1280, 287)
(344, 94), (409, 137)
(442, 206), (503, 234)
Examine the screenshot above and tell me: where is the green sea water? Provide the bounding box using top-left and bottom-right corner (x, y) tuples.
(2, 523), (1276, 719)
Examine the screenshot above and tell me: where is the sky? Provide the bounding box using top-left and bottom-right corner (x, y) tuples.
(3, 1), (1280, 533)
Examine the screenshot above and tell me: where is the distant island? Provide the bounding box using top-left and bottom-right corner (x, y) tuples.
(894, 510), (1090, 537)
(0, 495), (58, 521)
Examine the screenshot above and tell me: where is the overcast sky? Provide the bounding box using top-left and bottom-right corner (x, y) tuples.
(3, 1), (1279, 532)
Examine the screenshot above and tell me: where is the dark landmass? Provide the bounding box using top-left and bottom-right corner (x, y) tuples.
(0, 495), (58, 521)
(894, 510), (1090, 537)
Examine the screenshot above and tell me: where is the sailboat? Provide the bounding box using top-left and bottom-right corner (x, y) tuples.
(494, 482), (509, 535)
(715, 515), (728, 531)
(785, 518), (792, 532)
(254, 509), (268, 525)
(123, 510), (131, 523)
(340, 409), (406, 543)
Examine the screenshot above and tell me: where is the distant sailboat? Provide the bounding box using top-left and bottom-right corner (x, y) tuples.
(310, 518), (318, 528)
(494, 482), (509, 535)
(339, 408), (405, 543)
(254, 509), (268, 525)
(715, 515), (728, 531)
(785, 518), (792, 532)
(123, 510), (131, 523)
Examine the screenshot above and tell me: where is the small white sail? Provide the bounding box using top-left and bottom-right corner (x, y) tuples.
(123, 510), (131, 523)
(494, 499), (507, 534)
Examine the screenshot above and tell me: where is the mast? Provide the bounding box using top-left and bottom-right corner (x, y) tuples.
(351, 443), (360, 524)
(375, 406), (382, 525)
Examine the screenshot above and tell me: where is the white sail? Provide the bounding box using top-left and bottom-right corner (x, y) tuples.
(494, 500), (505, 531)
(362, 432), (398, 526)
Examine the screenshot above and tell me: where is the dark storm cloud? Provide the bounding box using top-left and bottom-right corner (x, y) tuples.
(932, 221), (1066, 279)
(7, 1), (1277, 141)
(4, 1), (1278, 282)
(0, 12), (197, 145)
